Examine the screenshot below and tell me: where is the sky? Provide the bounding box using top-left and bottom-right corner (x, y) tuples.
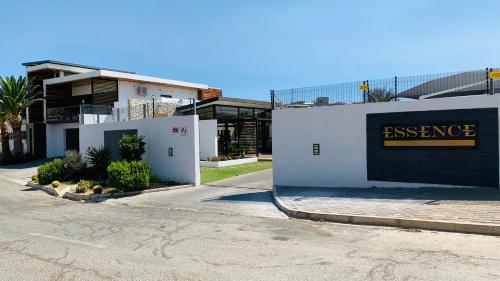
(1, 0), (500, 101)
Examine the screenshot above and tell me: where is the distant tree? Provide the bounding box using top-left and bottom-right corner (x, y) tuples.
(367, 88), (395, 103)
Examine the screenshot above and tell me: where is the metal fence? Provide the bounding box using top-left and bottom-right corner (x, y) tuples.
(272, 68), (500, 109)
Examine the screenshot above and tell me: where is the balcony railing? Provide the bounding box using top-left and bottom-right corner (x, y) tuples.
(46, 106), (81, 123)
(46, 105), (114, 124)
(45, 101), (178, 124)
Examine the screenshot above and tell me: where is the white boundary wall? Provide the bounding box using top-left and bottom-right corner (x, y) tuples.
(199, 120), (218, 160)
(46, 123), (79, 158)
(80, 115), (200, 185)
(273, 94), (500, 188)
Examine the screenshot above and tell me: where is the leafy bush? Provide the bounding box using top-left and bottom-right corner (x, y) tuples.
(51, 181), (60, 188)
(92, 185), (102, 194)
(118, 134), (146, 161)
(37, 159), (65, 185)
(63, 150), (86, 181)
(107, 160), (151, 192)
(31, 175), (38, 182)
(86, 146), (112, 179)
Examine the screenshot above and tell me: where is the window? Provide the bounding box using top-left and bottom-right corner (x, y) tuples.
(197, 106), (215, 120)
(215, 106), (238, 119)
(239, 107), (254, 119)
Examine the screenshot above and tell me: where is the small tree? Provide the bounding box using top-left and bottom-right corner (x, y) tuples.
(0, 76), (42, 154)
(118, 134), (146, 161)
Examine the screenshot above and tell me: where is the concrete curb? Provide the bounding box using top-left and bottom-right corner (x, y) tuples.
(27, 182), (193, 201)
(272, 188), (500, 236)
(26, 182), (60, 197)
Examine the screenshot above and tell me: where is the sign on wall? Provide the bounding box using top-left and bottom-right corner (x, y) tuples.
(366, 108), (499, 187)
(381, 122), (477, 147)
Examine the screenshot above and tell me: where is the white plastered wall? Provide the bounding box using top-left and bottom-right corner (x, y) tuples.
(273, 94), (500, 188)
(46, 123), (80, 158)
(199, 120), (218, 160)
(79, 115), (200, 185)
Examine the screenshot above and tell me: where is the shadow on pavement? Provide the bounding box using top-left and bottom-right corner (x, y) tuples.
(205, 184), (272, 191)
(275, 186), (500, 202)
(0, 159), (48, 170)
(204, 190), (274, 203)
(20, 187), (39, 192)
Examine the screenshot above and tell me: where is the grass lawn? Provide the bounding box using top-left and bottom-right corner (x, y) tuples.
(201, 161), (272, 184)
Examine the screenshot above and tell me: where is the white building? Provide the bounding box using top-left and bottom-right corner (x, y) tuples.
(22, 60), (221, 158)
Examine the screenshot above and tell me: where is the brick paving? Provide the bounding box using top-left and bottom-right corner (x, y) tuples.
(275, 186), (500, 225)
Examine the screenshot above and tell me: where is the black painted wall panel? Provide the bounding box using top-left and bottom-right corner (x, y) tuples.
(366, 108), (499, 187)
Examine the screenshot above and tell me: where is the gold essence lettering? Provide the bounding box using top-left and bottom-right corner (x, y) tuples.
(382, 127), (394, 138)
(381, 122), (477, 147)
(418, 126), (431, 138)
(447, 124), (461, 137)
(462, 124), (476, 137)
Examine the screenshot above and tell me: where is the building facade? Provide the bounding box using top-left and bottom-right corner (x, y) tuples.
(178, 97), (272, 156)
(22, 60), (220, 159)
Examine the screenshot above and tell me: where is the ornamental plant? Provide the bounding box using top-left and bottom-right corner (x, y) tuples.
(107, 160), (151, 192)
(86, 146), (112, 179)
(37, 159), (65, 185)
(118, 134), (146, 161)
(63, 150), (86, 181)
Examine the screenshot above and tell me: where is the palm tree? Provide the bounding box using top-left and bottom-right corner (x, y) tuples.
(367, 88), (395, 103)
(0, 76), (42, 155)
(0, 106), (10, 156)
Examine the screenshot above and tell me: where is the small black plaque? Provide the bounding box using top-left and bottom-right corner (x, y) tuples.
(313, 144), (320, 155)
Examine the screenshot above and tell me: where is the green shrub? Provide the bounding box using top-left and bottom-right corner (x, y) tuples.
(92, 185), (103, 194)
(107, 160), (151, 192)
(118, 134), (146, 161)
(51, 181), (60, 188)
(37, 159), (65, 185)
(86, 146), (112, 179)
(63, 150), (86, 181)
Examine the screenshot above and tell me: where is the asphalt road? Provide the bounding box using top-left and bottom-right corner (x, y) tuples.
(1, 174), (500, 280)
(102, 169), (284, 219)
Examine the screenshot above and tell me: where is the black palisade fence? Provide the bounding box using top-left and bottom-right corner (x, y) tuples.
(271, 68), (499, 109)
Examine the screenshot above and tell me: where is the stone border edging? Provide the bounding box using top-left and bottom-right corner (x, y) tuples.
(27, 182), (193, 201)
(272, 187), (500, 236)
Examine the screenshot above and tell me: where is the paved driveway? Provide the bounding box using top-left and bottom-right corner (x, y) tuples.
(103, 169), (285, 218)
(0, 159), (46, 184)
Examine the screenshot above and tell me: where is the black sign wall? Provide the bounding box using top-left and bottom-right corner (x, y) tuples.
(366, 108), (499, 187)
